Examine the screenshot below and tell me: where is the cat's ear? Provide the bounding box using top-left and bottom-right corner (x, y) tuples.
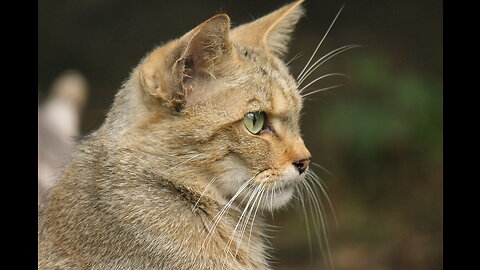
(137, 14), (232, 111)
(230, 0), (305, 58)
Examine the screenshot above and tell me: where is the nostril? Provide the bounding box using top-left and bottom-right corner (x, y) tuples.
(293, 162), (305, 174)
(293, 158), (311, 175)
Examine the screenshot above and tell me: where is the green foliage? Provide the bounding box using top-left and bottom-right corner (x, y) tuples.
(319, 52), (442, 163)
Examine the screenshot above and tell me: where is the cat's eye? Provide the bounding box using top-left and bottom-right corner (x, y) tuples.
(244, 112), (266, 135)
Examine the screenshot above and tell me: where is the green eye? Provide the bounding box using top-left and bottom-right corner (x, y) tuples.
(244, 111), (266, 134)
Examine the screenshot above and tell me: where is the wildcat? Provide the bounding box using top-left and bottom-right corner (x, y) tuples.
(38, 1), (324, 269)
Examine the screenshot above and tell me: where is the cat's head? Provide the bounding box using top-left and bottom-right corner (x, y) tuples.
(120, 0), (310, 210)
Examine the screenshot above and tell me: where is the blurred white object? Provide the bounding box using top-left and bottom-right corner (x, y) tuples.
(38, 71), (88, 208)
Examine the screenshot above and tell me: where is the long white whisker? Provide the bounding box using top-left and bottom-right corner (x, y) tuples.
(306, 168), (329, 192)
(236, 181), (267, 253)
(192, 176), (218, 211)
(240, 181), (271, 247)
(303, 179), (334, 270)
(305, 174), (329, 236)
(301, 180), (329, 269)
(308, 170), (338, 229)
(286, 52), (303, 66)
(247, 182), (268, 248)
(297, 4), (345, 81)
(193, 177), (245, 266)
(223, 181), (264, 267)
(298, 44), (361, 85)
(302, 84), (343, 98)
(299, 73), (350, 93)
(227, 182), (262, 249)
(297, 185), (314, 265)
(298, 44), (356, 84)
(161, 153), (203, 174)
(312, 162), (335, 177)
(269, 181), (276, 215)
(202, 175), (256, 249)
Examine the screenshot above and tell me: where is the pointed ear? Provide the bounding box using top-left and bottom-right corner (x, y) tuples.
(230, 0), (305, 58)
(137, 14), (232, 111)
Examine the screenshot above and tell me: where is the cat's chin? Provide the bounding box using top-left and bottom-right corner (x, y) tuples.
(264, 183), (296, 210)
(259, 166), (304, 211)
(232, 166), (304, 211)
(228, 181), (297, 212)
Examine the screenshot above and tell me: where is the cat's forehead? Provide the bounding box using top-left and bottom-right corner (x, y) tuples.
(234, 44), (302, 115)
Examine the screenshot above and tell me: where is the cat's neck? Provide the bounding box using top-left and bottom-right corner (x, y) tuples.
(68, 135), (271, 269)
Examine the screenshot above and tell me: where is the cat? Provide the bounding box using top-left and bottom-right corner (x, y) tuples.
(38, 71), (88, 208)
(38, 1), (325, 269)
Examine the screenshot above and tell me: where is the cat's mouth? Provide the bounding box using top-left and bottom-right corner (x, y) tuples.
(219, 166), (303, 210)
(246, 178), (294, 192)
(248, 169), (302, 193)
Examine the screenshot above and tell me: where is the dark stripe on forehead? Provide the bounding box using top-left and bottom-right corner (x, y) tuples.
(234, 43), (301, 107)
(234, 43), (281, 73)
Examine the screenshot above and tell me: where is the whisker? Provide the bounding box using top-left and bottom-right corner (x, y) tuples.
(223, 181), (265, 267)
(300, 180), (327, 266)
(271, 181), (278, 221)
(298, 44), (361, 85)
(312, 162), (335, 177)
(201, 175), (256, 252)
(305, 179), (334, 269)
(286, 52), (304, 66)
(297, 185), (314, 265)
(307, 168), (330, 193)
(299, 73), (350, 93)
(192, 176), (218, 211)
(231, 188), (260, 245)
(297, 4), (345, 81)
(305, 174), (329, 235)
(302, 180), (334, 270)
(239, 181), (267, 243)
(235, 183), (265, 259)
(269, 181), (277, 215)
(308, 170), (338, 229)
(160, 153), (203, 174)
(301, 84), (343, 98)
(247, 182), (268, 248)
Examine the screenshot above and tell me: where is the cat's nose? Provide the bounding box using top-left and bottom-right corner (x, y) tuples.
(293, 158), (311, 175)
(290, 139), (311, 175)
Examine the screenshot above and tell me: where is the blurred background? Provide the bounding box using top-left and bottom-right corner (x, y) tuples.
(38, 0), (442, 269)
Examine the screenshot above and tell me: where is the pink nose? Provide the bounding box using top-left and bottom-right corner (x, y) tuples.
(293, 158), (311, 174)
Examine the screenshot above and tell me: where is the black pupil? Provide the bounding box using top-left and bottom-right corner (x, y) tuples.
(252, 114), (257, 126)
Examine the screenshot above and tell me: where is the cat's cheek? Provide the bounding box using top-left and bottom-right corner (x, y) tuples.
(214, 155), (252, 197)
